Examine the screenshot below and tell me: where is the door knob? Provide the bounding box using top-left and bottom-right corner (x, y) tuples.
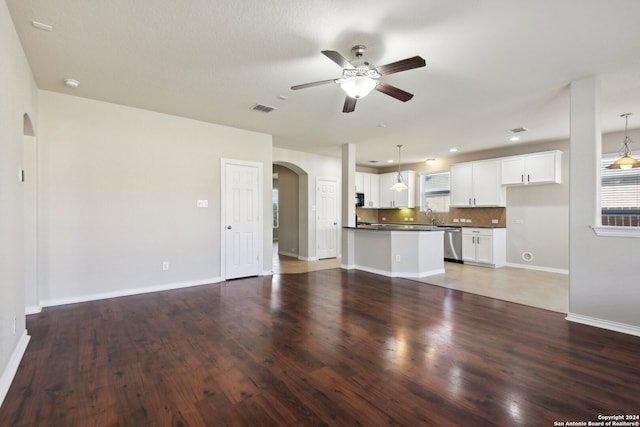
(227, 225), (232, 230)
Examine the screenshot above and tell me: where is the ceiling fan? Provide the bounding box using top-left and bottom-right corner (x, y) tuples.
(291, 45), (426, 113)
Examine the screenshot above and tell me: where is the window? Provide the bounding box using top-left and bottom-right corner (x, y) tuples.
(420, 172), (450, 213)
(601, 152), (640, 227)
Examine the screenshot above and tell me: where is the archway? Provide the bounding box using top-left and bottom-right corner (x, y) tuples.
(272, 161), (308, 260)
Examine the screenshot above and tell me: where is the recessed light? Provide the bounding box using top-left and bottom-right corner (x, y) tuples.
(449, 148), (458, 153)
(509, 136), (520, 142)
(378, 123), (387, 128)
(387, 159), (394, 163)
(425, 158), (436, 166)
(277, 95), (288, 101)
(64, 78), (80, 88)
(31, 21), (53, 32)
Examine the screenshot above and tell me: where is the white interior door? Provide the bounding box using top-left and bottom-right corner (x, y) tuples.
(223, 161), (261, 280)
(317, 178), (338, 259)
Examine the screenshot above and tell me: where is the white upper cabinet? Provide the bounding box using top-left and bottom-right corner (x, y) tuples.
(379, 170), (416, 208)
(501, 150), (562, 185)
(356, 172), (380, 208)
(450, 160), (505, 207)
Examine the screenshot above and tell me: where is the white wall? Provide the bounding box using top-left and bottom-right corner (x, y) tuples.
(503, 142), (570, 272)
(569, 78), (640, 334)
(272, 147), (342, 260)
(0, 0), (38, 403)
(37, 91), (272, 305)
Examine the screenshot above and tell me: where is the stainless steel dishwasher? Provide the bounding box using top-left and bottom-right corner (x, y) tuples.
(443, 227), (463, 263)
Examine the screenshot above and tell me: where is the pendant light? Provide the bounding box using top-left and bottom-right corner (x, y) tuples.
(607, 113), (640, 170)
(390, 144), (409, 191)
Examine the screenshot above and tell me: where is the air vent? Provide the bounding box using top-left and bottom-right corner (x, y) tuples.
(508, 127), (528, 134)
(252, 104), (277, 113)
(368, 160), (379, 163)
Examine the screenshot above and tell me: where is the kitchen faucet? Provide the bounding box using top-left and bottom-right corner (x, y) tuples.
(426, 208), (436, 225)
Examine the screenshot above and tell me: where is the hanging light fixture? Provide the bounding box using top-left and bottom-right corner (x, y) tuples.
(390, 144), (409, 191)
(607, 113), (640, 170)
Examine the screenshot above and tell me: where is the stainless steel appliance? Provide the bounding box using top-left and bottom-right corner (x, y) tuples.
(444, 227), (463, 262)
(355, 192), (365, 207)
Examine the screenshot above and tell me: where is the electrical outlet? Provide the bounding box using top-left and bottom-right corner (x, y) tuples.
(453, 218), (459, 223)
(492, 219), (499, 224)
(381, 217), (386, 221)
(395, 254), (401, 262)
(409, 218), (414, 221)
(162, 261), (169, 271)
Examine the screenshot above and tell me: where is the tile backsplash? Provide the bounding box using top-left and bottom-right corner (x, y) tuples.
(356, 207), (506, 227)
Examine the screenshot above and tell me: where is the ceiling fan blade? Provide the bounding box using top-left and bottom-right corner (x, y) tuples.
(322, 50), (355, 70)
(375, 82), (414, 102)
(291, 79), (340, 90)
(376, 56), (426, 76)
(343, 96), (357, 113)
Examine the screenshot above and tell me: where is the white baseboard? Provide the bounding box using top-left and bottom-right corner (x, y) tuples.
(506, 262), (569, 275)
(566, 313), (640, 337)
(25, 305), (42, 315)
(278, 250), (298, 258)
(350, 265), (445, 279)
(0, 331), (30, 407)
(298, 255), (318, 261)
(40, 277), (223, 308)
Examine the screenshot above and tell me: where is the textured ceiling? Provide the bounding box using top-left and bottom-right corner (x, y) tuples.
(7, 0), (640, 166)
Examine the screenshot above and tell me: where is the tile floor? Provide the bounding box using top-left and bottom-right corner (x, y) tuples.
(272, 243), (569, 313)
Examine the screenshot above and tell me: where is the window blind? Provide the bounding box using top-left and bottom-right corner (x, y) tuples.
(601, 152), (640, 226)
(421, 172), (450, 213)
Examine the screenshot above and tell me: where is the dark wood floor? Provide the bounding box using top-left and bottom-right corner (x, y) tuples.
(2, 269), (639, 426)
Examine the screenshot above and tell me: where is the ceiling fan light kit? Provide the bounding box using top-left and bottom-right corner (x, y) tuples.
(340, 76), (378, 99)
(291, 45), (426, 113)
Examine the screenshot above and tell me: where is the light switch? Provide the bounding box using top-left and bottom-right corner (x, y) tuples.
(196, 200), (209, 208)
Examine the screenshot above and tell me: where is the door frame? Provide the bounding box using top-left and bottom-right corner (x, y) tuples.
(220, 158), (264, 280)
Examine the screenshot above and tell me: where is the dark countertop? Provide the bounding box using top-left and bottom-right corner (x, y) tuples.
(347, 224), (447, 231)
(350, 222), (505, 230)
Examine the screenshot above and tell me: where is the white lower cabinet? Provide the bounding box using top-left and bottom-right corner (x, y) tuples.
(461, 227), (506, 268)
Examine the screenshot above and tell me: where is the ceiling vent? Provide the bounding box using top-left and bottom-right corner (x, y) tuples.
(252, 104), (277, 113)
(508, 127), (528, 134)
(368, 160), (380, 163)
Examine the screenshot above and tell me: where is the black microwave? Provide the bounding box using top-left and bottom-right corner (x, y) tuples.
(355, 192), (365, 207)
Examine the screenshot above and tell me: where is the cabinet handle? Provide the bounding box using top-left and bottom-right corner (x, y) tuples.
(468, 198), (472, 206)
(521, 174), (524, 183)
(527, 174), (530, 183)
(473, 198), (476, 206)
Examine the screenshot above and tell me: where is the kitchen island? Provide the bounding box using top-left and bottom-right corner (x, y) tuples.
(345, 224), (445, 278)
